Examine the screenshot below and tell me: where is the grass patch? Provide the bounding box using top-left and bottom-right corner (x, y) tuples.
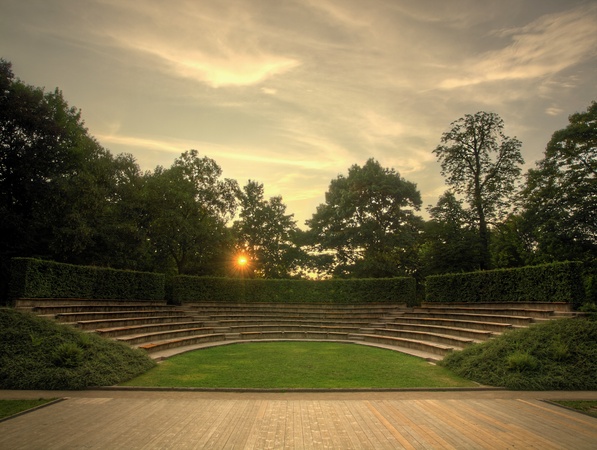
(0, 399), (55, 420)
(0, 308), (156, 390)
(121, 341), (477, 389)
(551, 400), (597, 418)
(441, 317), (597, 390)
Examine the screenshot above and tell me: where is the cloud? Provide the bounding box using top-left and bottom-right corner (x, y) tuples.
(75, 0), (303, 88)
(545, 106), (564, 117)
(143, 46), (300, 88)
(96, 132), (333, 171)
(439, 4), (597, 89)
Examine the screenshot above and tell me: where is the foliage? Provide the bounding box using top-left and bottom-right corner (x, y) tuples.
(122, 341), (476, 389)
(489, 213), (540, 269)
(143, 151), (239, 275)
(233, 180), (307, 278)
(420, 191), (482, 275)
(434, 112), (524, 269)
(0, 60), (151, 300)
(520, 101), (597, 263)
(169, 275), (417, 305)
(307, 159), (423, 278)
(425, 261), (585, 307)
(441, 317), (597, 390)
(9, 258), (165, 301)
(0, 308), (156, 389)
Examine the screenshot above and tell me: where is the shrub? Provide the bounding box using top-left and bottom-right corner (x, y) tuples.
(425, 261), (585, 307)
(441, 316), (597, 390)
(168, 276), (417, 305)
(53, 342), (84, 368)
(506, 351), (538, 372)
(9, 258), (165, 301)
(0, 308), (156, 389)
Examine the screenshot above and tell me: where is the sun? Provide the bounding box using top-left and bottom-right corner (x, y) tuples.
(237, 255), (248, 267)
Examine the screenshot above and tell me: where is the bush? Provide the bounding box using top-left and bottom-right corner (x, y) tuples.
(440, 316), (597, 390)
(425, 261), (585, 307)
(168, 276), (417, 305)
(0, 308), (156, 389)
(9, 258), (165, 301)
(53, 342), (84, 368)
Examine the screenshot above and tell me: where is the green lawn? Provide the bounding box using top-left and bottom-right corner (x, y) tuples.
(121, 341), (478, 389)
(0, 399), (56, 420)
(552, 400), (597, 418)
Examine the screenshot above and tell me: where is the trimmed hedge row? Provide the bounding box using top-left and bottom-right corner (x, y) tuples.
(9, 258), (165, 301)
(425, 261), (585, 307)
(169, 276), (417, 305)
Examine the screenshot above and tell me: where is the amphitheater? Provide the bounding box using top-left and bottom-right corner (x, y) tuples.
(15, 297), (578, 362)
(5, 298), (597, 449)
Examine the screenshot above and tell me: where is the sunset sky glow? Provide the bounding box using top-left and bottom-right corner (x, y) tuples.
(1, 0), (595, 226)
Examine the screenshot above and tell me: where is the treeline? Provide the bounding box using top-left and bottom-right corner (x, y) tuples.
(1, 59), (595, 298)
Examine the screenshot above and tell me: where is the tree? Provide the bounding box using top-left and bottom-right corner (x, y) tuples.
(306, 159), (423, 278)
(420, 191), (482, 275)
(233, 180), (306, 278)
(433, 112), (524, 270)
(521, 101), (597, 262)
(143, 151), (239, 275)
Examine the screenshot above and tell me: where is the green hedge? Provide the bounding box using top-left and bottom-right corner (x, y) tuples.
(169, 276), (416, 305)
(425, 261), (585, 307)
(9, 258), (165, 301)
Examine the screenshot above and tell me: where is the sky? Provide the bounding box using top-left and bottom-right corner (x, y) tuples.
(1, 0), (596, 227)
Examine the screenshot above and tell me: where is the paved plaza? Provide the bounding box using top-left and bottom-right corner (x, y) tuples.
(1, 389), (597, 449)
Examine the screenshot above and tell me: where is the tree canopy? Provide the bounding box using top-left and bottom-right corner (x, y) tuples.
(233, 180), (305, 278)
(521, 102), (597, 263)
(433, 111), (524, 269)
(306, 158), (423, 278)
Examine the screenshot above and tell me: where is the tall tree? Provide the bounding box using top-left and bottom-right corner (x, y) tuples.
(433, 112), (524, 270)
(306, 159), (423, 278)
(521, 101), (597, 262)
(233, 180), (305, 278)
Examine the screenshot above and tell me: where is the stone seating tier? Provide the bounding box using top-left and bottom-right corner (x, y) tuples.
(15, 298), (575, 363)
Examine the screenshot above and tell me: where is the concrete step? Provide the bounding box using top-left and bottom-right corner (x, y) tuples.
(382, 323), (495, 340)
(403, 312), (534, 326)
(94, 321), (207, 338)
(15, 298), (167, 308)
(199, 312), (393, 321)
(421, 301), (573, 312)
(369, 328), (476, 348)
(29, 304), (178, 315)
(55, 310), (187, 322)
(390, 317), (513, 333)
(73, 315), (193, 331)
(181, 302), (407, 313)
(414, 306), (556, 319)
(118, 327), (223, 345)
(236, 330), (352, 341)
(213, 318), (373, 328)
(227, 324), (362, 334)
(351, 333), (455, 357)
(138, 333), (227, 353)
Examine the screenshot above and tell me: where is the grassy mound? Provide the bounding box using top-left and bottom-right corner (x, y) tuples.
(440, 316), (597, 390)
(0, 308), (156, 390)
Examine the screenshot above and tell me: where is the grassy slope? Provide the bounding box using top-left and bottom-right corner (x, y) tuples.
(0, 308), (156, 390)
(440, 316), (597, 390)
